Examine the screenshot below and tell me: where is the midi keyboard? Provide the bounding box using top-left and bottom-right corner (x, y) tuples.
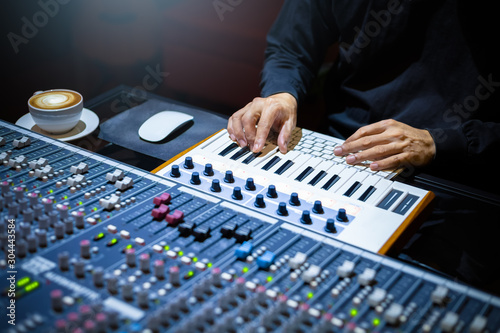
(0, 120), (499, 333)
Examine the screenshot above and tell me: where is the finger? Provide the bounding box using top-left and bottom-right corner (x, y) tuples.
(252, 104), (279, 153)
(226, 116), (236, 141)
(276, 118), (295, 154)
(241, 101), (263, 149)
(336, 132), (392, 156)
(228, 106), (250, 147)
(344, 142), (402, 165)
(369, 152), (409, 171)
(343, 120), (390, 144)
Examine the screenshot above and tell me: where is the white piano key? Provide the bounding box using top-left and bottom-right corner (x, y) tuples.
(363, 178), (393, 205)
(290, 157), (327, 182)
(325, 167), (358, 193)
(314, 163), (348, 190)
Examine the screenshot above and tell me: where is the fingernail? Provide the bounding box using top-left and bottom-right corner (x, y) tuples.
(253, 139), (264, 152)
(238, 139), (247, 147)
(370, 163), (379, 171)
(346, 154), (356, 164)
(229, 134), (235, 141)
(334, 146), (343, 156)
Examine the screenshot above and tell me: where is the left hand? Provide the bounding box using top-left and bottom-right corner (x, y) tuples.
(333, 119), (436, 171)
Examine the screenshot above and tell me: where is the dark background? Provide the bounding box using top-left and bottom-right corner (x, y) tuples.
(1, 0), (288, 125)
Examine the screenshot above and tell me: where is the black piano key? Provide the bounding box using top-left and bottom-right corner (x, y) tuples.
(230, 146), (250, 160)
(275, 160), (294, 175)
(242, 152), (261, 165)
(218, 142), (239, 156)
(295, 166), (314, 182)
(358, 185), (376, 202)
(343, 181), (361, 197)
(321, 175), (340, 190)
(261, 156), (281, 171)
(308, 170), (327, 186)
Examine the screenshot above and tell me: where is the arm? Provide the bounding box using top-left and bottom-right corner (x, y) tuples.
(227, 0), (338, 153)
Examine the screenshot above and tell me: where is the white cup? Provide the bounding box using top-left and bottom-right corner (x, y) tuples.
(28, 89), (84, 134)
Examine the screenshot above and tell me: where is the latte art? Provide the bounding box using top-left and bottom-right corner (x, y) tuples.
(29, 91), (82, 110)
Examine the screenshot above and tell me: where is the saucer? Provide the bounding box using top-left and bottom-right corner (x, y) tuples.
(16, 108), (99, 142)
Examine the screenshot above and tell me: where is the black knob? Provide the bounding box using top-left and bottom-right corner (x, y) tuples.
(190, 172), (201, 185)
(204, 163), (214, 176)
(170, 165), (181, 178)
(232, 187), (243, 200)
(324, 218), (337, 233)
(224, 170), (235, 183)
(289, 192), (300, 206)
(336, 208), (348, 222)
(312, 200), (324, 214)
(266, 185), (278, 198)
(210, 179), (221, 192)
(245, 178), (256, 191)
(277, 202), (288, 216)
(184, 156), (194, 169)
(300, 210), (312, 224)
(254, 194), (265, 208)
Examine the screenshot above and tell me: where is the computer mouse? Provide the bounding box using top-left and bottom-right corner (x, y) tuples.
(138, 111), (194, 142)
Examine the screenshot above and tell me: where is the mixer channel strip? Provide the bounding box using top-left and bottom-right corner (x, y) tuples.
(1, 120), (499, 333)
(155, 129), (435, 254)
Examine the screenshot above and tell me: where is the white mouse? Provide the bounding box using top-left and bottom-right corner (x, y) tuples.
(138, 111), (194, 142)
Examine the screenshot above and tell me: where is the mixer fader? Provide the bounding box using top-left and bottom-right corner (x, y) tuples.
(1, 120), (499, 333)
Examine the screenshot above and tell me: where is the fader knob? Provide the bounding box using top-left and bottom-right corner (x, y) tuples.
(170, 165), (181, 178)
(74, 261), (86, 278)
(154, 260), (165, 280)
(80, 240), (91, 258)
(58, 251), (70, 271)
(93, 267), (104, 287)
(50, 289), (64, 312)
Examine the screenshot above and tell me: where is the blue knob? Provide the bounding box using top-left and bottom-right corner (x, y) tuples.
(289, 192), (300, 206)
(203, 163), (214, 176)
(324, 218), (337, 233)
(245, 178), (256, 191)
(254, 194), (265, 208)
(277, 202), (288, 216)
(232, 187), (243, 200)
(267, 185), (278, 198)
(183, 156), (194, 169)
(190, 172), (201, 185)
(170, 165), (181, 178)
(312, 200), (323, 214)
(300, 210), (312, 224)
(336, 208), (348, 222)
(210, 179), (221, 192)
(224, 170), (234, 183)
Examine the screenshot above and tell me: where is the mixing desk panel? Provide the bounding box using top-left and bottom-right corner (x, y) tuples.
(0, 119), (499, 333)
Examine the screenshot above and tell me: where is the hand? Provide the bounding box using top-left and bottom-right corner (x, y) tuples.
(333, 119), (436, 171)
(227, 93), (297, 154)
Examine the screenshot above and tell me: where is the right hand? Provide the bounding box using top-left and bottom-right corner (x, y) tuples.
(227, 93), (298, 154)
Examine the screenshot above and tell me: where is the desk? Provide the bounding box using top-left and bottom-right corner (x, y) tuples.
(78, 85), (229, 171)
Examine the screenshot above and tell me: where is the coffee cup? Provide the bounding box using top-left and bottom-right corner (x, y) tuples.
(28, 89), (84, 134)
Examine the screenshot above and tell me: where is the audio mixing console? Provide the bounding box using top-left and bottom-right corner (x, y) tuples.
(0, 119), (499, 333)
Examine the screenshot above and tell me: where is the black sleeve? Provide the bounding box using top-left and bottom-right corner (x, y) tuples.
(429, 119), (500, 167)
(260, 0), (338, 104)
